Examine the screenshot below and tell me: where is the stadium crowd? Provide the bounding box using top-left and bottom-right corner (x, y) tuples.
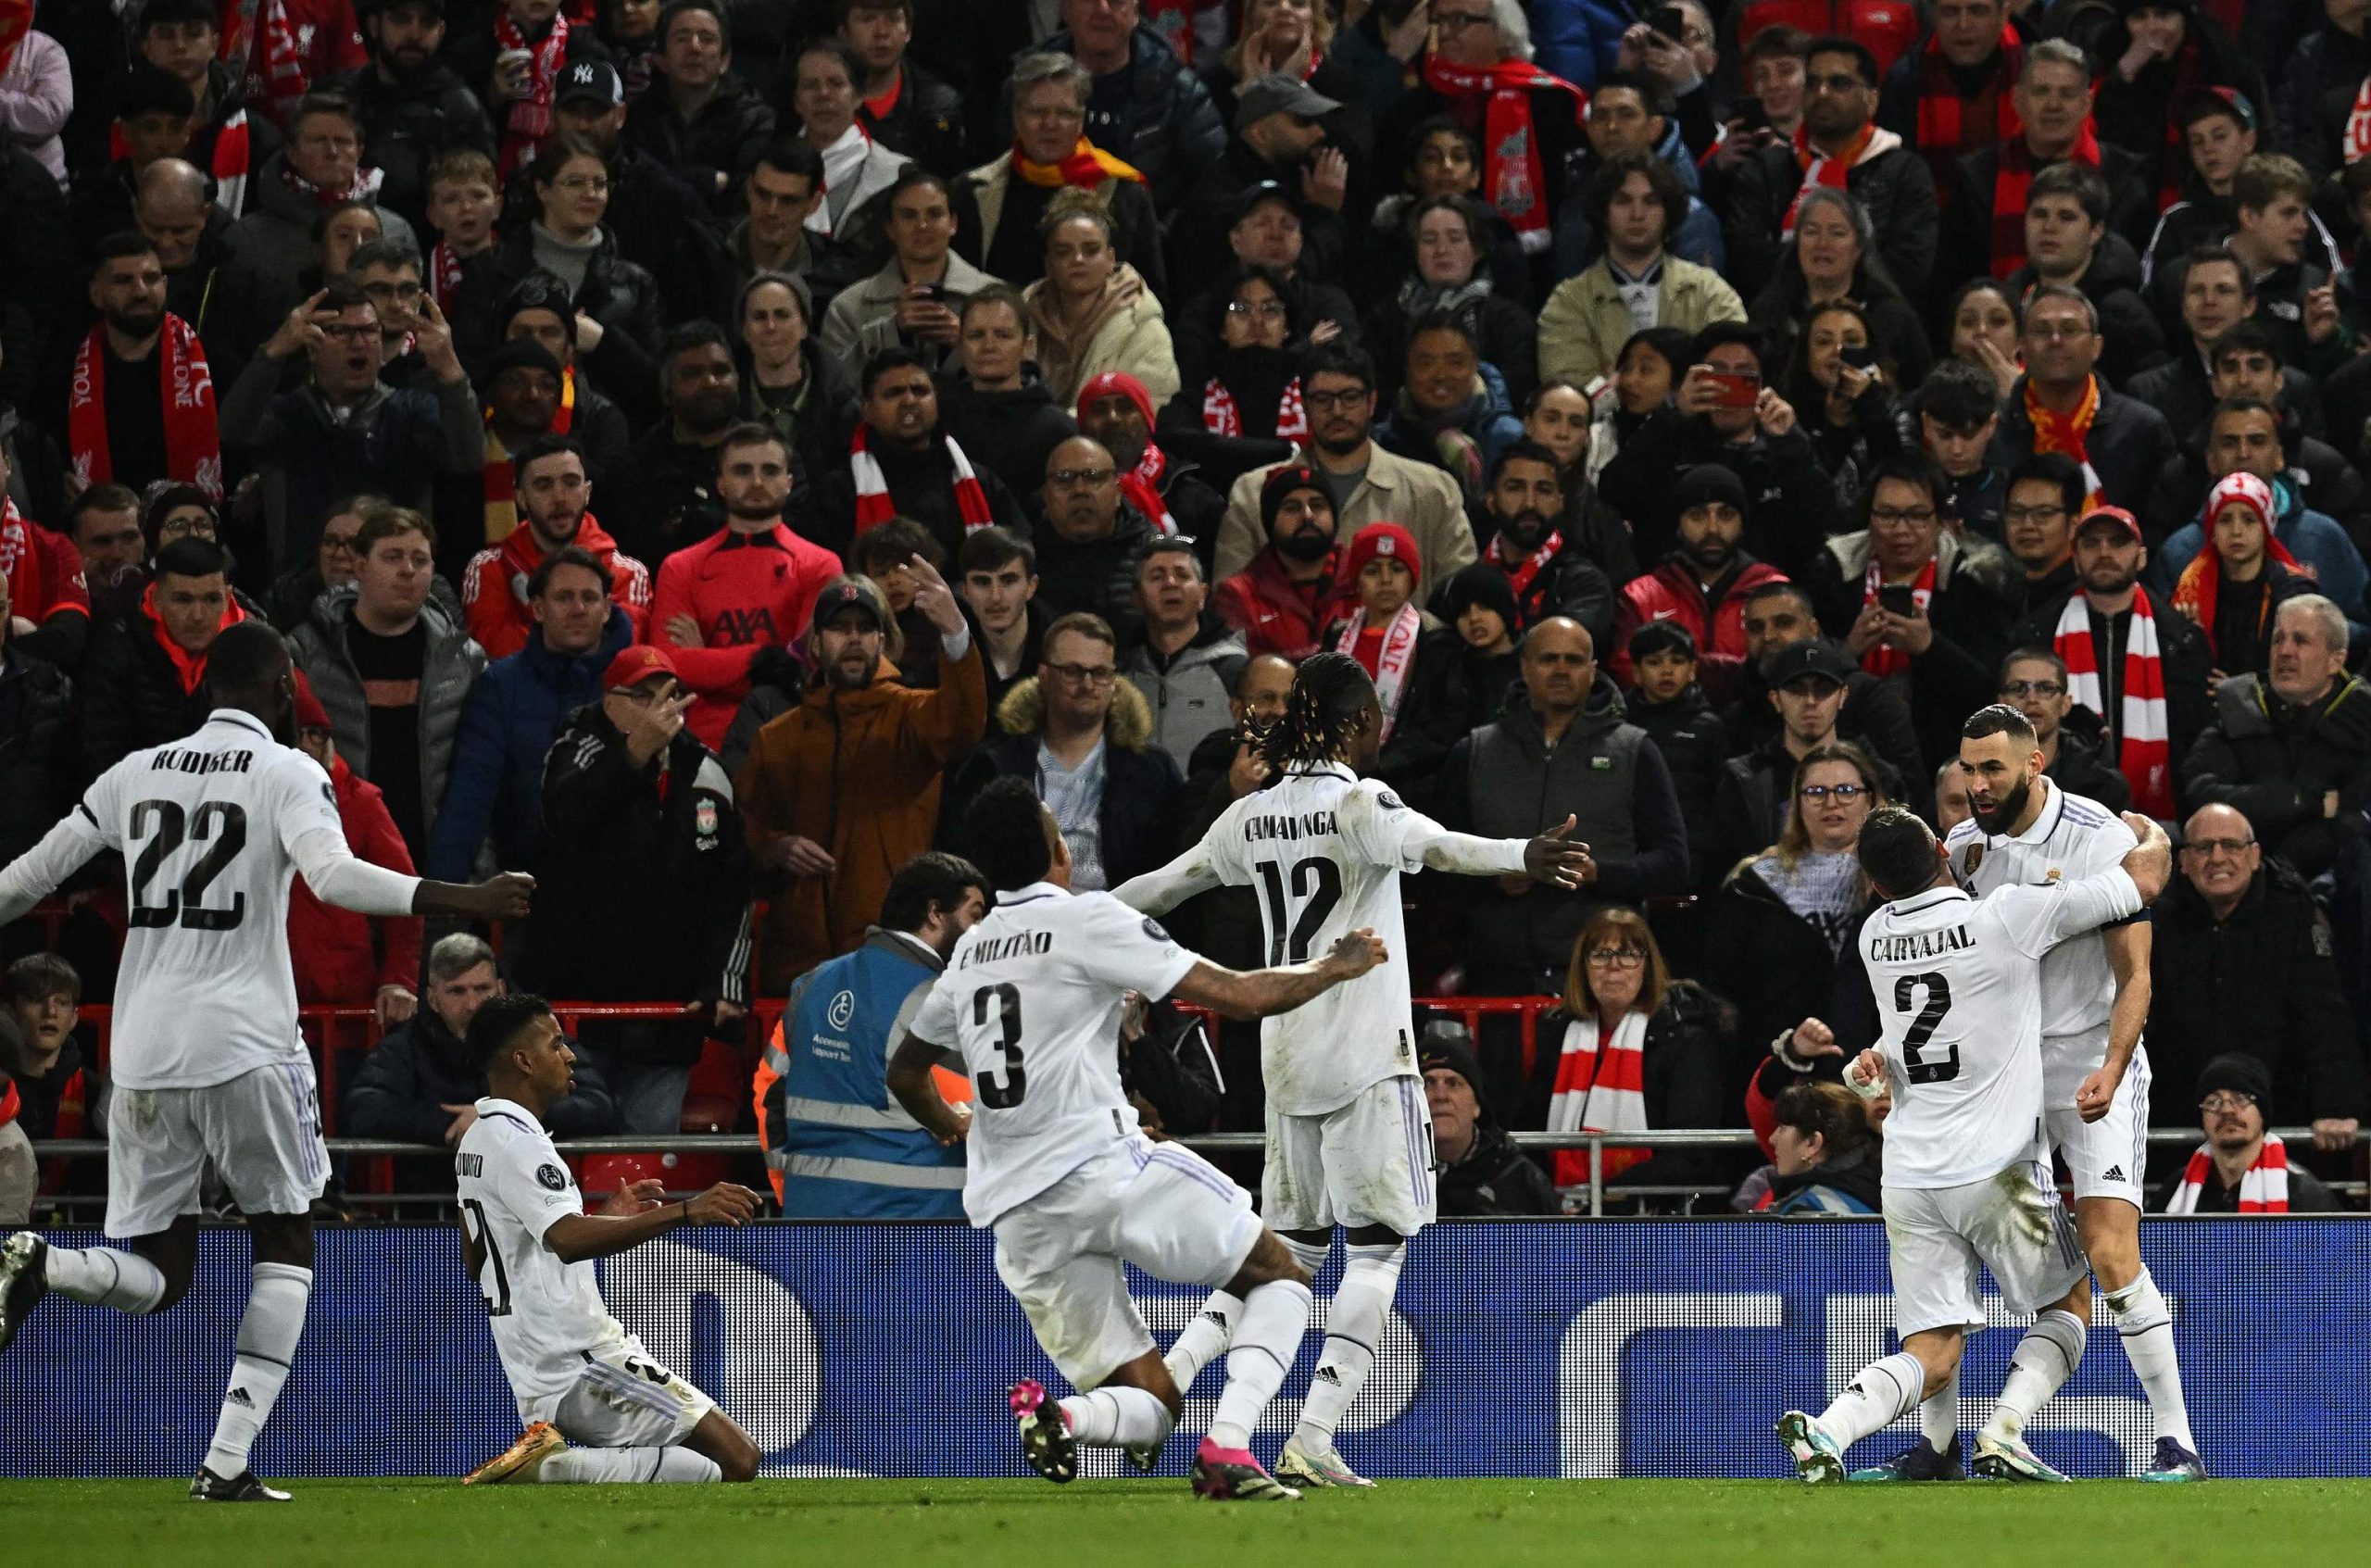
(3, 0), (2369, 1222)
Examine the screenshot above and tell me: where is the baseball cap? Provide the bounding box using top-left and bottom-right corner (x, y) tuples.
(2074, 504), (2143, 543)
(1233, 179), (1298, 227)
(2176, 84), (2255, 133)
(555, 59), (625, 109)
(1763, 639), (1854, 690)
(603, 644), (682, 693)
(1233, 72), (1342, 135)
(811, 577), (887, 632)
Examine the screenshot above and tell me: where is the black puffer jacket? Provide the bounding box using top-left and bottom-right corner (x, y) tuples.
(1726, 137), (1938, 300)
(1436, 1119), (1564, 1217)
(2001, 233), (2168, 390)
(935, 370), (1079, 505)
(344, 1009), (617, 1148)
(1032, 502), (1160, 633)
(623, 75), (778, 220)
(449, 225), (667, 398)
(2274, 22), (2371, 184)
(1627, 683), (1732, 890)
(1024, 27), (1225, 221)
(331, 62), (496, 235)
(0, 647), (74, 864)
(2179, 672), (2371, 880)
(1703, 861), (1880, 1108)
(76, 591), (270, 782)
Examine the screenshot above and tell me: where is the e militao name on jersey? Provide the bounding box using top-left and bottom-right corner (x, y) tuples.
(960, 929), (1054, 969)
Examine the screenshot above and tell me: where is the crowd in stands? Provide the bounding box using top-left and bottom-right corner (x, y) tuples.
(3, 0), (2369, 1220)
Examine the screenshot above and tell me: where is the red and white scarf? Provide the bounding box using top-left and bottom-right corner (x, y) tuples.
(1912, 25), (2021, 161)
(1859, 556), (1933, 677)
(1336, 601), (1422, 742)
(428, 238), (469, 311)
(495, 8), (571, 178)
(849, 425), (993, 534)
(1547, 1011), (1650, 1185)
(2024, 375), (2105, 508)
(1781, 122), (1901, 242)
(111, 105), (254, 218)
(2347, 77), (2371, 165)
(280, 155), (383, 207)
(1500, 531), (1563, 602)
(1202, 376), (1309, 443)
(1991, 119), (2101, 280)
(222, 0), (309, 123)
(1420, 55), (1586, 253)
(2166, 1134), (2289, 1213)
(2053, 585), (2174, 819)
(1116, 440), (1177, 538)
(68, 316), (223, 502)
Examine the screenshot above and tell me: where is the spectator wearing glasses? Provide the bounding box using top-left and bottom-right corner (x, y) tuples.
(2164, 1056), (2344, 1214)
(2149, 805), (2365, 1150)
(1983, 288), (2179, 546)
(946, 609), (1183, 894)
(1032, 435), (1160, 629)
(1997, 453), (2080, 622)
(1996, 646), (2133, 813)
(1712, 640), (1871, 873)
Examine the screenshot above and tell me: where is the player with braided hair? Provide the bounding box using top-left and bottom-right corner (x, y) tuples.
(1114, 652), (1591, 1487)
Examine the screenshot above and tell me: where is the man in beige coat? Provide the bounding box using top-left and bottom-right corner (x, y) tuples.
(821, 169), (999, 373)
(1212, 343), (1474, 603)
(1537, 153), (1745, 390)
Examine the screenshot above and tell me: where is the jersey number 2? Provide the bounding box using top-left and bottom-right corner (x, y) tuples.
(128, 800), (248, 931)
(972, 983), (1026, 1109)
(1892, 972), (1960, 1084)
(1254, 857), (1343, 964)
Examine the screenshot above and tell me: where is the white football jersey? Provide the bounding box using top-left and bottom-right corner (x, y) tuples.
(457, 1098), (629, 1421)
(908, 884), (1198, 1225)
(1862, 867), (2140, 1189)
(1946, 781), (2139, 1104)
(0, 709), (415, 1090)
(1123, 763), (1525, 1116)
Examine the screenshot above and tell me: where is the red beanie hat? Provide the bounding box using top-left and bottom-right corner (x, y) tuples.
(1342, 521), (1421, 586)
(1077, 370), (1155, 429)
(292, 670), (331, 734)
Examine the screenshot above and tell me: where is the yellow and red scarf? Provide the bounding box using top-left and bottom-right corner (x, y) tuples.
(2023, 375), (2106, 508)
(1012, 137), (1144, 191)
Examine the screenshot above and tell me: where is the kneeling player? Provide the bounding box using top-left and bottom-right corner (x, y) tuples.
(1777, 806), (2172, 1484)
(458, 995), (767, 1486)
(888, 780), (1388, 1501)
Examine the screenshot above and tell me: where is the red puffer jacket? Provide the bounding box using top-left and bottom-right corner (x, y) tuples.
(1609, 557), (1790, 700)
(287, 753), (423, 1004)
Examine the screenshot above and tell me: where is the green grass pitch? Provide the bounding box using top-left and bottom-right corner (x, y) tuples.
(6, 1478), (2367, 1567)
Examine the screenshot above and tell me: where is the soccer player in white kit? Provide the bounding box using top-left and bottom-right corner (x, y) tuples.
(1775, 804), (2173, 1485)
(886, 778), (1390, 1501)
(454, 994), (768, 1486)
(1940, 703), (2202, 1481)
(0, 623), (533, 1500)
(1112, 652), (1592, 1489)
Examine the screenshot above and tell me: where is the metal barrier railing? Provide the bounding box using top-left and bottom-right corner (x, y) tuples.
(25, 1127), (2363, 1218)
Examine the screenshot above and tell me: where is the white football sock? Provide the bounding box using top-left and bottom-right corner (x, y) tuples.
(1060, 1386), (1174, 1448)
(1817, 1351), (1927, 1449)
(1918, 1365), (1959, 1452)
(2105, 1268), (2194, 1448)
(201, 1262), (312, 1479)
(43, 1245), (168, 1313)
(1988, 1309), (2087, 1440)
(1163, 1290), (1242, 1395)
(1208, 1277), (1311, 1450)
(1280, 1235), (1332, 1274)
(539, 1447), (721, 1483)
(1290, 1243), (1402, 1453)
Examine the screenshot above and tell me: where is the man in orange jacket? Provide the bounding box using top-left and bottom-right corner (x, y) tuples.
(736, 571), (985, 992)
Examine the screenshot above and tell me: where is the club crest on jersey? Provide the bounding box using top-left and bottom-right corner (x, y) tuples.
(2046, 867), (2064, 883)
(1964, 843), (1985, 876)
(695, 798), (719, 845)
(535, 1163), (568, 1192)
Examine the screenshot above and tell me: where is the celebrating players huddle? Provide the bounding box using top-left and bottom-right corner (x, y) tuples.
(0, 648), (2204, 1497)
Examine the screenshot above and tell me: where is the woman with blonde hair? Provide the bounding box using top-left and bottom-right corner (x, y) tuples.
(1021, 189), (1178, 408)
(1530, 906), (1731, 1197)
(1705, 742), (1888, 1108)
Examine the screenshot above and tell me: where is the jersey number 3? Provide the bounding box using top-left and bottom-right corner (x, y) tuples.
(972, 983), (1026, 1109)
(1255, 857), (1343, 964)
(128, 800), (248, 931)
(1892, 972), (1960, 1084)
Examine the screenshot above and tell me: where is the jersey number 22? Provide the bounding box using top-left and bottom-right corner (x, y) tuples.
(128, 800), (248, 932)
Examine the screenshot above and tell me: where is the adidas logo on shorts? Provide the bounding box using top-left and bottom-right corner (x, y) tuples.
(2103, 1165), (2126, 1184)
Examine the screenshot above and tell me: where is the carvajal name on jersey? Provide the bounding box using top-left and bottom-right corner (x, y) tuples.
(1868, 924), (1974, 963)
(148, 746), (257, 775)
(1242, 809), (1339, 844)
(961, 930), (1055, 968)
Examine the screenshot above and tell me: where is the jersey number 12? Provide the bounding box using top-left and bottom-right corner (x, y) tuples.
(1254, 857), (1343, 964)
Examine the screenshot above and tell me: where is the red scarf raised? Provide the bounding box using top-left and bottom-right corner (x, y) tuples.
(1500, 531), (1564, 602)
(2052, 584), (2175, 819)
(113, 105), (254, 218)
(221, 0), (309, 122)
(495, 10), (571, 178)
(1912, 27), (2021, 169)
(1991, 120), (2101, 280)
(68, 317), (224, 502)
(1859, 555), (1934, 677)
(849, 425), (993, 533)
(1202, 376), (1309, 442)
(142, 578), (247, 694)
(1116, 438), (1177, 538)
(1012, 137), (1145, 190)
(1421, 55), (1585, 252)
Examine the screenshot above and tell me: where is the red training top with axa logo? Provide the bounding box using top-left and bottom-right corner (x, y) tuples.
(649, 522), (843, 749)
